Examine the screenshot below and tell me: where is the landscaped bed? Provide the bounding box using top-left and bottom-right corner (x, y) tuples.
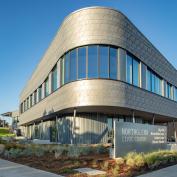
(0, 141), (177, 177)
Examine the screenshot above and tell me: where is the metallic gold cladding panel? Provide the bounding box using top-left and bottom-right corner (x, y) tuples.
(19, 80), (177, 125)
(20, 7), (177, 101)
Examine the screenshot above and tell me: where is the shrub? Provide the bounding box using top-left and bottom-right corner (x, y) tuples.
(115, 157), (124, 166)
(67, 145), (81, 158)
(96, 145), (108, 154)
(125, 152), (145, 168)
(0, 144), (5, 155)
(54, 146), (65, 159)
(34, 147), (45, 157)
(80, 146), (94, 156)
(143, 150), (177, 170)
(111, 166), (120, 176)
(100, 161), (109, 170)
(21, 147), (33, 156)
(4, 148), (23, 158)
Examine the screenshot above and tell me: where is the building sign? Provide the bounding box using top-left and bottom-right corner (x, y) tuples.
(113, 121), (167, 157)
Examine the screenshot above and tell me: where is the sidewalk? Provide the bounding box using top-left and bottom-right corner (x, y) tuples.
(0, 159), (63, 177)
(138, 165), (177, 177)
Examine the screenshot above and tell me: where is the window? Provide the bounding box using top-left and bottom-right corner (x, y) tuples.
(52, 65), (58, 92)
(21, 103), (23, 113)
(61, 58), (65, 86)
(64, 53), (70, 84)
(78, 47), (86, 79)
(146, 69), (151, 91)
(174, 87), (177, 101)
(146, 68), (162, 95)
(133, 58), (139, 86)
(88, 46), (98, 78)
(27, 97), (29, 109)
(109, 47), (117, 80)
(45, 77), (49, 97)
(166, 83), (172, 99)
(126, 54), (132, 84)
(30, 94), (32, 107)
(99, 46), (109, 78)
(155, 75), (162, 95)
(70, 49), (77, 81)
(34, 90), (37, 104)
(151, 73), (155, 93)
(38, 86), (42, 102)
(24, 100), (26, 111)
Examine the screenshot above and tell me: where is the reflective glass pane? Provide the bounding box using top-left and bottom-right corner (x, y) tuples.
(126, 54), (132, 84)
(52, 65), (58, 92)
(64, 53), (70, 84)
(45, 78), (49, 97)
(167, 83), (172, 99)
(133, 58), (139, 86)
(159, 78), (162, 95)
(155, 75), (159, 94)
(155, 75), (162, 95)
(146, 69), (151, 91)
(78, 47), (86, 79)
(151, 73), (155, 93)
(61, 58), (64, 86)
(30, 95), (32, 106)
(38, 86), (42, 102)
(99, 46), (109, 78)
(34, 91), (37, 104)
(165, 82), (168, 98)
(88, 46), (98, 78)
(70, 49), (77, 81)
(27, 98), (29, 109)
(24, 100), (26, 111)
(110, 47), (117, 80)
(174, 87), (177, 101)
(21, 103), (23, 113)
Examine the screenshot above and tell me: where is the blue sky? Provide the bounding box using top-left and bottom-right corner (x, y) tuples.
(0, 0), (177, 122)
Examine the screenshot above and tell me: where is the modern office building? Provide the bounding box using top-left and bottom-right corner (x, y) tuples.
(19, 7), (177, 144)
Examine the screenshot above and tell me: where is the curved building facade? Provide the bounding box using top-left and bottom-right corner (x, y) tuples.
(19, 7), (177, 144)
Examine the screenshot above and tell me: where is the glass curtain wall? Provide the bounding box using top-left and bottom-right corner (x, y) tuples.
(133, 59), (139, 86)
(30, 94), (33, 106)
(38, 86), (42, 101)
(109, 47), (117, 80)
(99, 46), (109, 78)
(78, 47), (86, 79)
(126, 54), (139, 86)
(174, 87), (177, 101)
(61, 58), (65, 86)
(22, 44), (177, 113)
(166, 83), (172, 99)
(34, 90), (37, 104)
(126, 54), (133, 84)
(52, 65), (58, 92)
(45, 77), (49, 97)
(146, 68), (162, 96)
(146, 69), (151, 91)
(70, 49), (77, 81)
(88, 46), (98, 78)
(64, 53), (70, 84)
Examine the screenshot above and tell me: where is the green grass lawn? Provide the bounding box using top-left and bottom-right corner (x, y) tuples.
(0, 128), (15, 137)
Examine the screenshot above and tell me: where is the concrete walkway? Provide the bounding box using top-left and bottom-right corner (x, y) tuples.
(0, 159), (63, 177)
(138, 165), (177, 177)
